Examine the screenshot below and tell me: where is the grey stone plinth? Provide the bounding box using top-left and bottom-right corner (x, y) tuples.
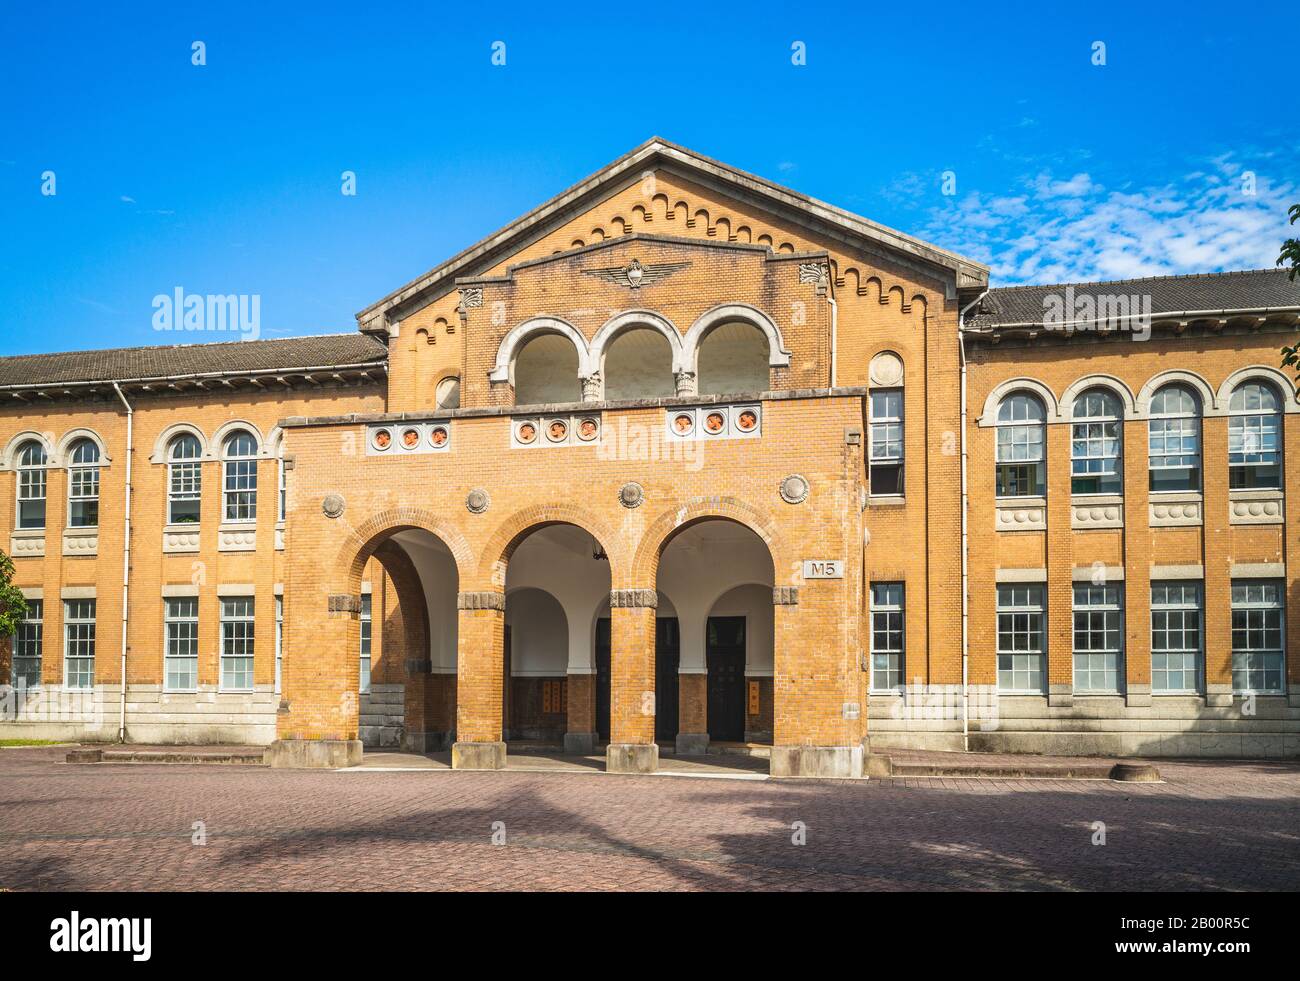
(403, 730), (452, 753)
(452, 741), (506, 770)
(675, 732), (709, 755)
(564, 731), (596, 755)
(606, 742), (659, 773)
(265, 739), (363, 769)
(770, 744), (864, 779)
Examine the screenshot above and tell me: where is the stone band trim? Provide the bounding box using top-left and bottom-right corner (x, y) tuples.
(773, 586), (800, 605)
(161, 584), (200, 598)
(995, 568), (1047, 583)
(1151, 564), (1204, 579)
(60, 585), (97, 600)
(610, 588), (657, 609)
(1230, 562), (1286, 579)
(217, 583), (256, 597)
(458, 591), (506, 611)
(328, 594), (361, 614)
(20, 586), (42, 600)
(1071, 565), (1125, 582)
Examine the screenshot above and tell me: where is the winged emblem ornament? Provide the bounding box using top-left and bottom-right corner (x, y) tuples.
(582, 258), (690, 289)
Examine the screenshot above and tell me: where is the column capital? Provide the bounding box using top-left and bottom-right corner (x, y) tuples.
(610, 588), (657, 609)
(457, 590), (505, 611)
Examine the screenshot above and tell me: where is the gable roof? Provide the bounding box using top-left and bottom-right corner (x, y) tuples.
(356, 136), (990, 333)
(0, 333), (387, 391)
(970, 268), (1300, 330)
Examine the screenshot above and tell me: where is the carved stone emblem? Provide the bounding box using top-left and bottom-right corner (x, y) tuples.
(779, 474), (810, 504)
(799, 262), (829, 284)
(322, 493), (345, 518)
(582, 258), (690, 289)
(619, 482), (644, 509)
(457, 287), (484, 308)
(466, 488), (490, 514)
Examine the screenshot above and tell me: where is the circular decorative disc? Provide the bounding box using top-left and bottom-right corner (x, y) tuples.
(619, 482), (644, 509)
(779, 474), (810, 505)
(466, 488), (490, 514)
(322, 493), (345, 518)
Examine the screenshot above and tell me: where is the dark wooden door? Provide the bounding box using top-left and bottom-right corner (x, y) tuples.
(595, 617), (610, 741)
(706, 616), (746, 742)
(655, 617), (680, 741)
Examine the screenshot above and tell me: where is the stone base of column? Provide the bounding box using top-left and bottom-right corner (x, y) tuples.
(1206, 684), (1233, 708)
(1125, 684), (1152, 708)
(452, 741), (507, 770)
(675, 732), (709, 755)
(403, 730), (453, 753)
(1047, 685), (1073, 708)
(564, 731), (596, 755)
(265, 739), (363, 769)
(770, 744), (864, 779)
(606, 742), (659, 773)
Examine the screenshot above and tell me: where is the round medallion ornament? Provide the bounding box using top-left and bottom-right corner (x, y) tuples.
(429, 425), (449, 447)
(779, 474), (810, 505)
(619, 482), (644, 509)
(672, 412), (694, 436)
(401, 427), (421, 449)
(516, 422), (537, 445)
(371, 428), (392, 451)
(466, 488), (490, 514)
(577, 417), (599, 442)
(736, 409), (758, 432)
(546, 419), (568, 443)
(868, 351), (904, 388)
(322, 494), (346, 519)
(704, 411), (726, 434)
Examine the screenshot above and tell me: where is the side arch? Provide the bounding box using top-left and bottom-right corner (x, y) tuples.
(148, 422), (208, 464)
(590, 309), (686, 374)
(55, 428), (111, 467)
(682, 303), (792, 373)
(476, 503), (623, 589)
(630, 496), (790, 587)
(1134, 369), (1217, 419)
(0, 430), (55, 470)
(336, 507), (474, 594)
(977, 378), (1061, 426)
(487, 316), (594, 383)
(1214, 365), (1300, 414)
(1059, 374), (1138, 421)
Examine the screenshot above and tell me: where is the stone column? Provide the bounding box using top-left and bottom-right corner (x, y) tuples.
(452, 590), (507, 769)
(607, 588), (658, 772)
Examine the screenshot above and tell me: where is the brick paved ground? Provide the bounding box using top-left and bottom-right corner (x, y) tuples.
(0, 746), (1297, 891)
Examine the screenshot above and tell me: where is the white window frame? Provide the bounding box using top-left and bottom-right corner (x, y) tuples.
(222, 432), (258, 523)
(220, 596), (255, 692)
(275, 595), (283, 695)
(1070, 390), (1122, 496)
(1072, 584), (1123, 693)
(994, 394), (1046, 498)
(359, 593), (372, 694)
(63, 598), (96, 689)
(1148, 385), (1201, 493)
(1227, 382), (1282, 490)
(996, 584), (1045, 693)
(16, 440), (47, 530)
(12, 598), (43, 689)
(66, 438), (101, 529)
(869, 582), (904, 692)
(164, 597), (199, 692)
(1151, 581), (1202, 694)
(868, 389), (904, 497)
(167, 434), (203, 525)
(1231, 580), (1285, 694)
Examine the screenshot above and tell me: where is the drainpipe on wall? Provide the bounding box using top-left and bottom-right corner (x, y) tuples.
(827, 292), (838, 388)
(957, 290), (988, 754)
(112, 382), (133, 743)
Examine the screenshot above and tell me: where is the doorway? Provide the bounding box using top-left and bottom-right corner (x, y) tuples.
(706, 616), (746, 742)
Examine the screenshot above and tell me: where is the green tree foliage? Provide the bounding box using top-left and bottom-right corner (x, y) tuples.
(0, 550), (28, 639)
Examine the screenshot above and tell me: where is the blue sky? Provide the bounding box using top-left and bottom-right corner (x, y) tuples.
(2, 0), (1296, 355)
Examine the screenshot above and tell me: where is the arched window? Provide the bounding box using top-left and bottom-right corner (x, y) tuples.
(994, 393), (1046, 498)
(1070, 389), (1122, 495)
(222, 430), (258, 522)
(1148, 385), (1200, 492)
(15, 440), (47, 529)
(66, 438), (101, 528)
(167, 434), (202, 524)
(1228, 381), (1281, 489)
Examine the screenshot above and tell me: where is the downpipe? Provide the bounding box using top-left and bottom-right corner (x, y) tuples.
(957, 290), (988, 753)
(112, 382), (133, 743)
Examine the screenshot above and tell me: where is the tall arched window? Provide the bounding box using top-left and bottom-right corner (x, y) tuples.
(1070, 389), (1122, 495)
(167, 434), (202, 524)
(15, 440), (48, 529)
(1148, 385), (1201, 492)
(1227, 381), (1281, 489)
(994, 393), (1046, 498)
(66, 438), (101, 528)
(222, 430), (258, 522)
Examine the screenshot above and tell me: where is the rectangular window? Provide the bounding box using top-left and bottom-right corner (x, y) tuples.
(1228, 414), (1281, 489)
(1151, 581), (1201, 694)
(1072, 584), (1122, 692)
(220, 597), (255, 691)
(17, 467), (47, 529)
(1148, 417), (1200, 492)
(995, 428), (1045, 497)
(275, 595), (283, 695)
(1231, 581), (1285, 693)
(68, 466), (99, 528)
(12, 599), (43, 688)
(63, 599), (96, 689)
(869, 582), (904, 691)
(359, 593), (372, 694)
(164, 597), (199, 691)
(223, 461), (257, 522)
(168, 461), (202, 524)
(277, 457), (287, 522)
(996, 584), (1045, 692)
(869, 389), (904, 496)
(1071, 421), (1121, 495)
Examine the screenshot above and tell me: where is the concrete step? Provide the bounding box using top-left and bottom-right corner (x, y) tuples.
(67, 746), (267, 766)
(868, 753), (1160, 781)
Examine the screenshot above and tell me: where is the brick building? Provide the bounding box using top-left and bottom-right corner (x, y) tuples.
(1, 139), (1297, 774)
